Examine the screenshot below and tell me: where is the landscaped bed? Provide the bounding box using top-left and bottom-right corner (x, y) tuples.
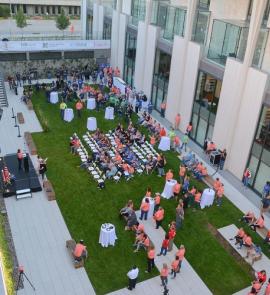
(30, 89), (265, 295)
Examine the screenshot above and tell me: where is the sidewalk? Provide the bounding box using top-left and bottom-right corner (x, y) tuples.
(1, 83), (95, 295)
(107, 212), (212, 295)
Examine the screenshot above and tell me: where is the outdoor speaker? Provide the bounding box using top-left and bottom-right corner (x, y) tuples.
(210, 151), (221, 165)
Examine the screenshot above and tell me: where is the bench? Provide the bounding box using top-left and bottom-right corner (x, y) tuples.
(27, 100), (33, 110)
(218, 224), (270, 271)
(43, 180), (55, 201)
(24, 132), (37, 155)
(17, 112), (25, 124)
(66, 240), (84, 269)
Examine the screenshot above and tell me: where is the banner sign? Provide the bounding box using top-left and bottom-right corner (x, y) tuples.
(0, 39), (110, 52)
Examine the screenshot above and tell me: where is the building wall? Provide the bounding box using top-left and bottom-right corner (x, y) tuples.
(209, 0), (249, 20)
(0, 0), (79, 5)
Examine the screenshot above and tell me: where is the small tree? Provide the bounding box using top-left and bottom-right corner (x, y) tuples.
(15, 7), (27, 39)
(0, 5), (10, 18)
(56, 9), (70, 37)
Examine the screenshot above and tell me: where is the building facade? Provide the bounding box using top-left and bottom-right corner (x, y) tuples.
(88, 0), (269, 196)
(0, 0), (81, 16)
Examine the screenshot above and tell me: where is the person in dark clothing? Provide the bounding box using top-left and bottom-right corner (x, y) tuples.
(23, 154), (29, 173)
(17, 149), (23, 171)
(39, 160), (47, 180)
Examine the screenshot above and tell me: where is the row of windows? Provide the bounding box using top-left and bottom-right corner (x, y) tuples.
(10, 5), (80, 15)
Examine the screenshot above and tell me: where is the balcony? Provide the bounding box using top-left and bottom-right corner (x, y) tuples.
(207, 19), (249, 66)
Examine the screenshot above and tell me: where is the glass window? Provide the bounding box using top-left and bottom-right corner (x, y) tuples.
(192, 10), (210, 45)
(247, 106), (270, 195)
(103, 22), (112, 40)
(46, 6), (50, 14)
(41, 6), (44, 14)
(163, 6), (186, 40)
(151, 49), (171, 113)
(131, 0), (146, 26)
(69, 6), (72, 15)
(23, 4), (27, 14)
(123, 32), (137, 88)
(35, 5), (38, 14)
(74, 6), (77, 15)
(52, 6), (55, 14)
(208, 20), (249, 66)
(58, 6), (61, 14)
(252, 29), (269, 68)
(190, 71), (222, 147)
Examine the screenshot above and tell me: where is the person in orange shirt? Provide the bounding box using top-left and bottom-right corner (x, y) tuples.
(251, 280), (262, 294)
(153, 193), (161, 214)
(250, 215), (265, 232)
(176, 245), (185, 272)
(216, 184), (224, 206)
(171, 256), (180, 278)
(173, 182), (181, 201)
(173, 135), (181, 153)
(73, 240), (87, 261)
(166, 169), (173, 181)
(186, 122), (193, 136)
(264, 230), (270, 244)
(157, 234), (170, 256)
(160, 263), (169, 286)
(146, 246), (155, 273)
(238, 234), (252, 249)
(75, 100), (83, 118)
(206, 141), (216, 155)
(150, 135), (156, 146)
(230, 227), (245, 245)
(154, 206), (164, 229)
(194, 190), (202, 209)
(264, 278), (270, 295)
(160, 102), (166, 118)
(213, 178), (222, 192)
(174, 113), (181, 129)
(179, 165), (186, 184)
(159, 127), (166, 137)
(140, 198), (150, 220)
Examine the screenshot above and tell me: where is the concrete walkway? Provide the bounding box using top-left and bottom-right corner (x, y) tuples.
(1, 83), (95, 295)
(107, 212), (212, 295)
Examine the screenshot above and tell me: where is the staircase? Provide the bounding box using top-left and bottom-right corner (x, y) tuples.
(0, 75), (8, 107)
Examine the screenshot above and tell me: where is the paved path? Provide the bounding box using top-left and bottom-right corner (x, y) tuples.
(107, 212), (212, 295)
(0, 255), (7, 295)
(1, 83), (95, 295)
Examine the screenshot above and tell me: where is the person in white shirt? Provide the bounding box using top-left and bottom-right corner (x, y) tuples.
(127, 265), (139, 290)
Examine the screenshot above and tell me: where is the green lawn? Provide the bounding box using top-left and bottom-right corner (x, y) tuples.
(0, 214), (14, 295)
(30, 90), (264, 295)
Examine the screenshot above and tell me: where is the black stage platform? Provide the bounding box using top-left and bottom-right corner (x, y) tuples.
(0, 153), (42, 197)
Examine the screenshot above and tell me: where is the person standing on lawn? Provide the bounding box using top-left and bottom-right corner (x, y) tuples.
(60, 100), (67, 120)
(216, 184), (224, 207)
(75, 100), (83, 118)
(154, 206), (164, 229)
(140, 198), (150, 220)
(168, 222), (176, 251)
(146, 246), (155, 273)
(176, 200), (184, 229)
(127, 265), (139, 291)
(153, 193), (161, 215)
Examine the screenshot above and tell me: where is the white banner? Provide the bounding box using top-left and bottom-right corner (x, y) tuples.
(0, 39), (111, 52)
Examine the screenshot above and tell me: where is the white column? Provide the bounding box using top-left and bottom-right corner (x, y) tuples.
(98, 5), (104, 39)
(165, 0), (199, 129)
(93, 1), (101, 39)
(122, 0), (132, 15)
(212, 0), (267, 176)
(81, 0), (88, 39)
(134, 0), (153, 90)
(117, 13), (128, 75)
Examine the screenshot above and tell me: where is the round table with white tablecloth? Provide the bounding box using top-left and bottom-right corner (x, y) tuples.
(87, 98), (96, 110)
(87, 117), (97, 131)
(105, 107), (114, 120)
(50, 91), (59, 104)
(161, 179), (177, 199)
(200, 188), (215, 209)
(98, 223), (117, 247)
(158, 136), (170, 151)
(63, 108), (74, 122)
(142, 197), (155, 217)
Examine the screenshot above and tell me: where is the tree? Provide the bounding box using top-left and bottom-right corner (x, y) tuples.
(0, 5), (10, 18)
(56, 9), (70, 37)
(15, 7), (27, 39)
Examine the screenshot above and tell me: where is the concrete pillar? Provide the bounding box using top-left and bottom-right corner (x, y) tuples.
(122, 0), (131, 15)
(98, 5), (104, 39)
(165, 0), (199, 129)
(134, 0), (153, 90)
(81, 0), (88, 39)
(212, 0), (267, 176)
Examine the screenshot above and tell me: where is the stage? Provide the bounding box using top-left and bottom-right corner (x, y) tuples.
(0, 153), (42, 197)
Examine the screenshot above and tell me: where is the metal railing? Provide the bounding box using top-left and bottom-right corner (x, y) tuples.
(0, 31), (83, 41)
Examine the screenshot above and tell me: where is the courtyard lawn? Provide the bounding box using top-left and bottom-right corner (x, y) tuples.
(31, 90), (264, 295)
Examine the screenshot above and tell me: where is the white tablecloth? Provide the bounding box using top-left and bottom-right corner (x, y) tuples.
(99, 223), (117, 247)
(87, 98), (96, 110)
(105, 107), (114, 120)
(142, 197), (155, 217)
(50, 92), (58, 104)
(63, 108), (74, 122)
(161, 179), (177, 199)
(158, 136), (170, 151)
(87, 117), (97, 131)
(200, 188), (215, 209)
